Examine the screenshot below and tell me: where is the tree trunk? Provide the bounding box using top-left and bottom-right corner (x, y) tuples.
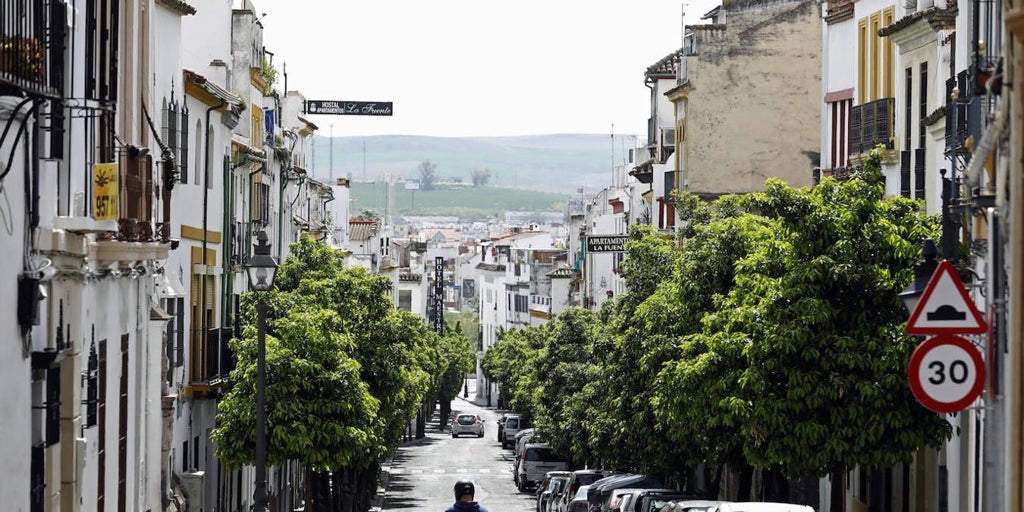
(829, 467), (845, 512)
(311, 470), (330, 512)
(761, 469), (789, 502)
(440, 399), (451, 428)
(737, 467), (753, 501)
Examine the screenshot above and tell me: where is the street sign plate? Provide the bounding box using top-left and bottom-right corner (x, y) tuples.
(907, 334), (985, 414)
(586, 235), (628, 253)
(905, 260), (987, 335)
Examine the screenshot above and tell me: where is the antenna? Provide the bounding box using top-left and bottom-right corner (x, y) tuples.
(610, 123), (615, 180)
(682, 3), (687, 51)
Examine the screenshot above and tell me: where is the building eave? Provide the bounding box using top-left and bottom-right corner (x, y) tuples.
(155, 0), (197, 15)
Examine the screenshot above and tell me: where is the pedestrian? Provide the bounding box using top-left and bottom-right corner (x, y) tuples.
(446, 480), (489, 512)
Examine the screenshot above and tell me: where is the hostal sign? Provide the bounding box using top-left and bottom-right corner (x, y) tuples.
(586, 235), (628, 253)
(304, 100), (393, 116)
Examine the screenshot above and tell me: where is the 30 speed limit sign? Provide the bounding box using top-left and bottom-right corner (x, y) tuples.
(908, 334), (985, 413)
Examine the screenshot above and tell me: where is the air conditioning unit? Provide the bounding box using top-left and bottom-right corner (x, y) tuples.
(181, 471), (205, 512)
(662, 128), (677, 146)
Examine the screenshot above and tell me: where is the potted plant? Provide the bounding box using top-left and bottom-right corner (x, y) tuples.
(0, 36), (45, 83)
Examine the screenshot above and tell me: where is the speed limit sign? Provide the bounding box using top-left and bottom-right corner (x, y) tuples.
(908, 334), (985, 413)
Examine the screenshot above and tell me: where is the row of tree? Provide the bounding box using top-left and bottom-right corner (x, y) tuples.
(212, 236), (475, 512)
(481, 149), (952, 508)
(417, 159), (493, 189)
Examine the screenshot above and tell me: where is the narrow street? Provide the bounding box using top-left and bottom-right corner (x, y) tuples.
(381, 382), (534, 511)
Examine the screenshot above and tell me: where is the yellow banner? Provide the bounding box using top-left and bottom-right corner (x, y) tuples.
(92, 163), (118, 220)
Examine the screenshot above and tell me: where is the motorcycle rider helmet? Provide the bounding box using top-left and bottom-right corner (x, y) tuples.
(454, 480), (475, 500)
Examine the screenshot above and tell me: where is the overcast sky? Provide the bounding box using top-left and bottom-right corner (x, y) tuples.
(256, 0), (720, 138)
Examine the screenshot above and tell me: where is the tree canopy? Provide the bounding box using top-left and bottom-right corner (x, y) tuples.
(482, 148), (951, 496)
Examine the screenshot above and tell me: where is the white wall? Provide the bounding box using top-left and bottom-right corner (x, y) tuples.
(0, 102), (33, 512)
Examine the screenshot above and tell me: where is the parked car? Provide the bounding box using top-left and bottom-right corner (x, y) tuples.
(547, 475), (576, 512)
(513, 429), (538, 487)
(603, 487), (645, 512)
(517, 443), (570, 492)
(514, 428), (538, 456)
(713, 503), (815, 512)
(450, 413), (485, 438)
(501, 414), (530, 448)
(567, 485), (592, 512)
(556, 470), (612, 512)
(587, 474), (663, 510)
(628, 489), (703, 512)
(536, 472), (572, 512)
(655, 500), (725, 512)
(497, 414), (509, 442)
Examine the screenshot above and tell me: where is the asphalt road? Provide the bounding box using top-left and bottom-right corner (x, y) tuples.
(381, 387), (535, 512)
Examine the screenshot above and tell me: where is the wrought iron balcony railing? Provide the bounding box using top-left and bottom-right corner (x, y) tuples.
(850, 97), (895, 155)
(0, 0), (67, 98)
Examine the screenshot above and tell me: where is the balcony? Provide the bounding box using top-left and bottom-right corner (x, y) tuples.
(189, 327), (235, 391)
(849, 98), (895, 155)
(0, 0), (67, 98)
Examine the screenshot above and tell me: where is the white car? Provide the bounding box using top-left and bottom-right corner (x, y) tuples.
(451, 414), (485, 438)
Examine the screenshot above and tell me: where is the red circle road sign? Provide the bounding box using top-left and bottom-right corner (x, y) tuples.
(908, 334), (985, 414)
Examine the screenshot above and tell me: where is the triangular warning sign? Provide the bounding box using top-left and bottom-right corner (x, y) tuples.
(906, 261), (988, 335)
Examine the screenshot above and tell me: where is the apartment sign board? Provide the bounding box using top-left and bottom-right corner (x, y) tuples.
(304, 100), (393, 116)
(92, 163), (119, 220)
(587, 235), (628, 253)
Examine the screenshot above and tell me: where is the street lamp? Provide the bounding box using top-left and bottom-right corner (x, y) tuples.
(899, 238), (938, 315)
(245, 230), (278, 512)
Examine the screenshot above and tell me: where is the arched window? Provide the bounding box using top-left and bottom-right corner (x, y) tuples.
(191, 119), (201, 185)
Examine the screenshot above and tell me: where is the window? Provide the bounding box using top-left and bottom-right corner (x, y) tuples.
(206, 125), (215, 189)
(190, 247), (217, 383)
(919, 62), (928, 149)
(398, 290), (412, 312)
(857, 7), (895, 103)
(251, 180), (270, 225)
(83, 338), (98, 428)
(905, 67), (913, 146)
(828, 98), (852, 168)
(163, 97), (189, 186)
(191, 119), (202, 185)
(118, 148), (154, 241)
(164, 297), (185, 386)
(251, 106), (264, 148)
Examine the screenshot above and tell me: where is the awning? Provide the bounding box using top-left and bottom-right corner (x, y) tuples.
(964, 115), (1006, 190)
(156, 271), (186, 299)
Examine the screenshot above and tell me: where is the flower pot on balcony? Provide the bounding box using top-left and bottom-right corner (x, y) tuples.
(0, 36), (46, 84)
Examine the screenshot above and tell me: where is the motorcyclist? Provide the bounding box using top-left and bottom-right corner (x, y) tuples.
(446, 480), (489, 512)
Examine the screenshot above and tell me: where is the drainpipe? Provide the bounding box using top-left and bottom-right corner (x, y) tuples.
(222, 154), (232, 325)
(322, 191), (335, 242)
(202, 99), (226, 338)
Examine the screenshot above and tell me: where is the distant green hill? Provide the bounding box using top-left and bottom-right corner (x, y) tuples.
(308, 133), (636, 195)
(349, 181), (568, 219)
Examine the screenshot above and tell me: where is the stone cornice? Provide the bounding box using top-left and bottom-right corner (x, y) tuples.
(155, 0), (196, 16)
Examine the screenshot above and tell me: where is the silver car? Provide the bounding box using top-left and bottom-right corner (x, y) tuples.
(451, 413), (485, 438)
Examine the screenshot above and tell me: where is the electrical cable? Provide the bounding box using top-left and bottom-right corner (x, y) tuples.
(1, 99), (45, 183)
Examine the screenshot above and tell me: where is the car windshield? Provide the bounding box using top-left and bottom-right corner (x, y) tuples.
(457, 415), (476, 425)
(576, 473), (604, 486)
(506, 418), (519, 428)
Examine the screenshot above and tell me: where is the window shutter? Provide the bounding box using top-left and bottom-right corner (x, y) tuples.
(900, 151), (911, 198)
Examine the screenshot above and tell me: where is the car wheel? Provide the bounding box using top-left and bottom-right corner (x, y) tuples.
(518, 479), (526, 492)
(451, 433), (457, 438)
(478, 432), (484, 438)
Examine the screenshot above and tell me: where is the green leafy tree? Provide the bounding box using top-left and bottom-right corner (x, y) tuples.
(213, 236), (452, 512)
(657, 148), (950, 505)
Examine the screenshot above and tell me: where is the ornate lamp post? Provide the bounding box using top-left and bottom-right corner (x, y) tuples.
(245, 230), (278, 512)
(899, 238), (938, 314)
